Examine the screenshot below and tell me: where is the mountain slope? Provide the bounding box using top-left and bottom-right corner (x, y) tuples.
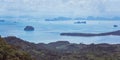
(4, 36), (120, 60)
(0, 36), (32, 60)
(4, 36), (61, 60)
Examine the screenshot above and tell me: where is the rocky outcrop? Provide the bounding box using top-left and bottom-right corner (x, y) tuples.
(24, 26), (34, 31)
(113, 25), (118, 27)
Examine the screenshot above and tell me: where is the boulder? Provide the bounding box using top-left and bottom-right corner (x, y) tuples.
(24, 26), (34, 31)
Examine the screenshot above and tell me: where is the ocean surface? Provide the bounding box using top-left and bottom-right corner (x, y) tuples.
(0, 18), (120, 44)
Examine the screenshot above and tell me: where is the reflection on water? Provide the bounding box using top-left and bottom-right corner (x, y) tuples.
(0, 19), (120, 44)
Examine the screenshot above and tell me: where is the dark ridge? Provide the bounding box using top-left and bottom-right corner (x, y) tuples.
(0, 36), (33, 60)
(4, 36), (61, 60)
(60, 30), (120, 37)
(3, 36), (120, 60)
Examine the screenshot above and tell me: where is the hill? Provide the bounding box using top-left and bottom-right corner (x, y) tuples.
(0, 36), (32, 60)
(4, 36), (120, 60)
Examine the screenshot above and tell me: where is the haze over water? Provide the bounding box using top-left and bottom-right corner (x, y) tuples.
(0, 0), (120, 44)
(0, 18), (120, 44)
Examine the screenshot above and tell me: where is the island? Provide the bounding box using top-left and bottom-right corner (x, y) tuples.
(24, 26), (35, 31)
(60, 30), (120, 37)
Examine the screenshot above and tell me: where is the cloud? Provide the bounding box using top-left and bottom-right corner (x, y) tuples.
(0, 0), (120, 17)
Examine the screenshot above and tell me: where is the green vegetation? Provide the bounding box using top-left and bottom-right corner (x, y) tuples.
(0, 36), (32, 60)
(3, 36), (120, 60)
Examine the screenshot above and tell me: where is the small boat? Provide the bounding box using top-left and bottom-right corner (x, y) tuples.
(74, 21), (86, 24)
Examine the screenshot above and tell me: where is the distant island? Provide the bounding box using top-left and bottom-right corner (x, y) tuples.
(60, 30), (120, 37)
(0, 16), (120, 21)
(45, 16), (73, 21)
(45, 16), (120, 21)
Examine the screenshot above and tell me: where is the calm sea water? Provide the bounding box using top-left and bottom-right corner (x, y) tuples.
(0, 18), (120, 44)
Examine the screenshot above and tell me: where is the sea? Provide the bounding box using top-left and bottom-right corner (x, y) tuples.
(0, 18), (120, 44)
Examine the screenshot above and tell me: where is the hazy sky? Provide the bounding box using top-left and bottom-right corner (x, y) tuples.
(0, 0), (120, 17)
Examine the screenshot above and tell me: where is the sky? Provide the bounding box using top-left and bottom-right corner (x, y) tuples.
(0, 0), (120, 17)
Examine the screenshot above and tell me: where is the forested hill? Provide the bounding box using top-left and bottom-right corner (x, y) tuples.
(0, 36), (33, 60)
(3, 36), (120, 60)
